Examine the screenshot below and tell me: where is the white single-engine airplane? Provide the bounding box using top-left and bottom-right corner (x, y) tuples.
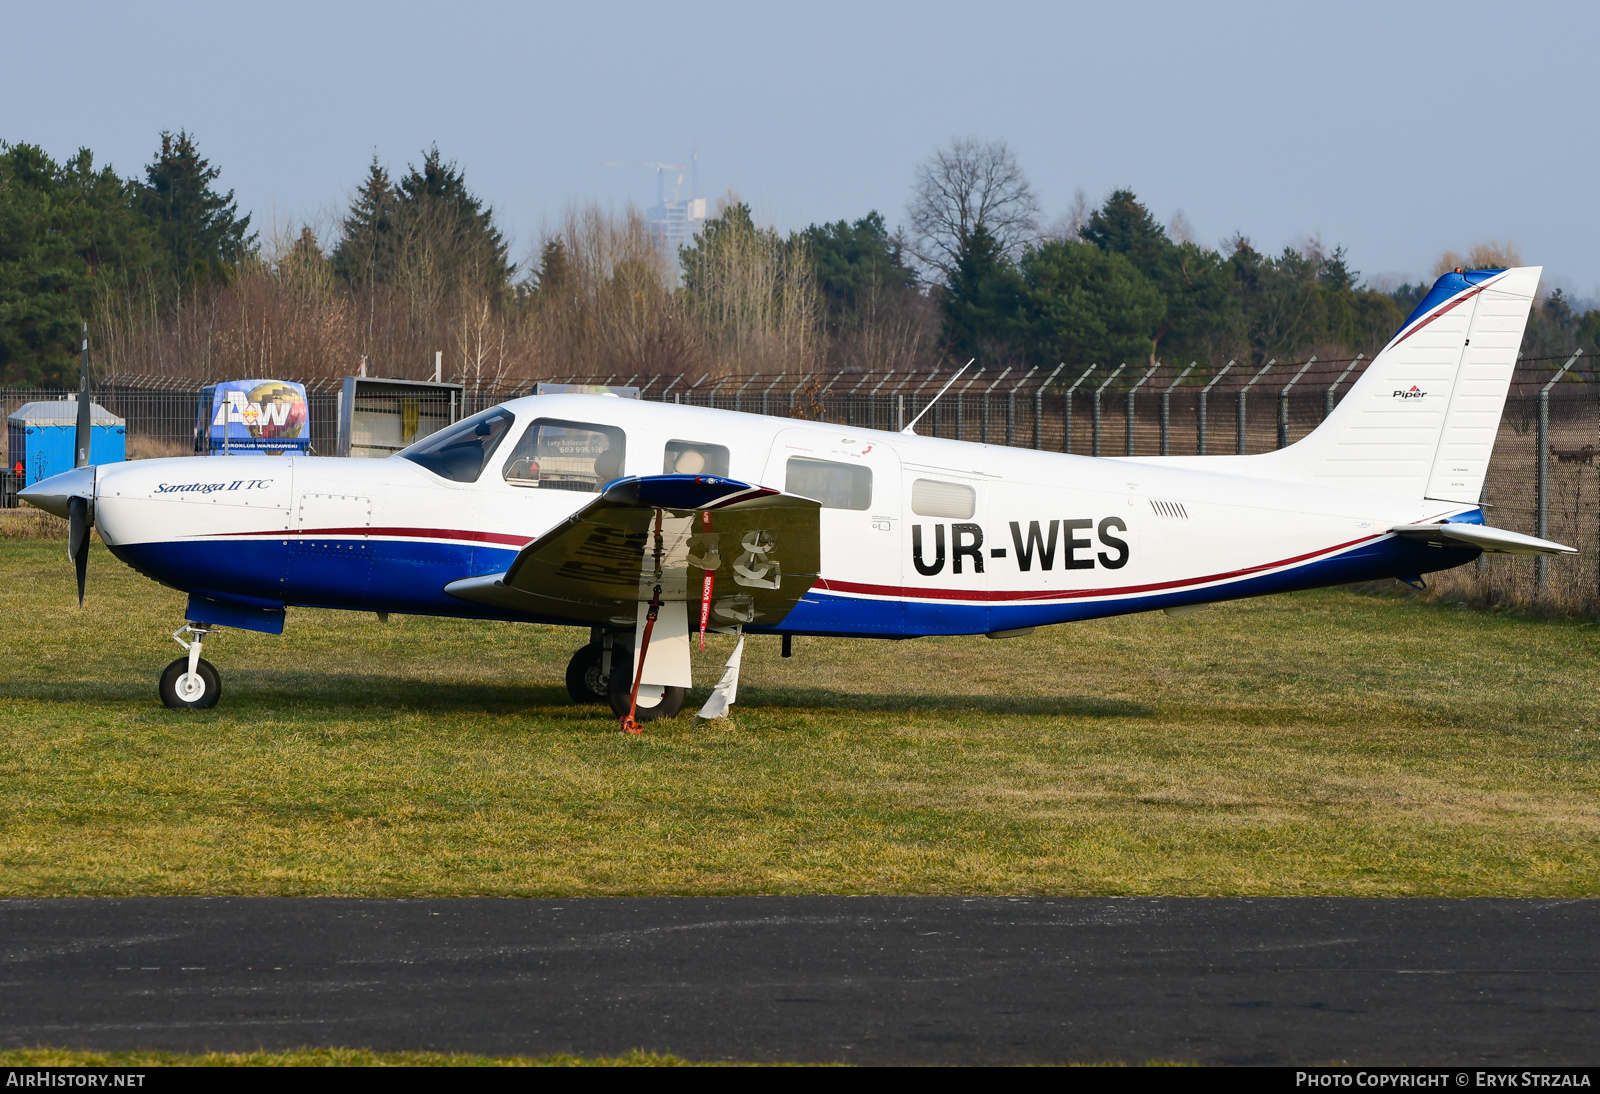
(21, 266), (1575, 729)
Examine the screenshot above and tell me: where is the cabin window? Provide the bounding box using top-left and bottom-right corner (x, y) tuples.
(911, 478), (976, 519)
(785, 456), (872, 511)
(398, 407), (514, 483)
(502, 419), (627, 491)
(664, 440), (730, 477)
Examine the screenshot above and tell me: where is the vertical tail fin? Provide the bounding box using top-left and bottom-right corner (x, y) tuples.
(1254, 266), (1540, 501)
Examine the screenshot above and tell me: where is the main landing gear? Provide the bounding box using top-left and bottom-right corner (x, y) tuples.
(565, 637), (610, 704)
(160, 623), (221, 710)
(564, 626), (686, 725)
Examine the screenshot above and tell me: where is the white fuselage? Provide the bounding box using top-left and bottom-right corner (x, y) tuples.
(88, 394), (1476, 637)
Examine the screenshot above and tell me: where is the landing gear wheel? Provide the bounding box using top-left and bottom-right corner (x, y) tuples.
(159, 656), (221, 710)
(565, 644), (610, 705)
(605, 648), (686, 722)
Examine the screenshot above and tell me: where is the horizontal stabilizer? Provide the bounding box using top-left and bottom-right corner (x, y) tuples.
(1388, 522), (1575, 556)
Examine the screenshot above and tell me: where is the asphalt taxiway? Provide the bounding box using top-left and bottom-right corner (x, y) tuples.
(1, 897), (1594, 1065)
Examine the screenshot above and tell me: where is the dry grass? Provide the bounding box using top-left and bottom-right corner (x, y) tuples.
(0, 510), (67, 539)
(125, 435), (191, 460)
(1, 540), (1597, 897)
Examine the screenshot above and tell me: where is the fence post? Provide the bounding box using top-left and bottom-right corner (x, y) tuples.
(1092, 364), (1126, 458)
(1477, 479), (1489, 575)
(1063, 364), (1096, 454)
(842, 372), (872, 426)
(813, 371), (844, 423)
(1007, 367), (1034, 447)
(733, 374), (759, 414)
(905, 371), (940, 437)
(1277, 357), (1316, 448)
(956, 368), (981, 442)
(687, 372), (710, 407)
(1125, 362), (1160, 456)
(1160, 362), (1196, 456)
(1237, 359), (1275, 455)
(1198, 360), (1236, 455)
(980, 367), (1011, 444)
(759, 373), (785, 417)
(1537, 350), (1584, 600)
(1323, 354), (1364, 419)
(866, 373), (895, 431)
(1033, 364), (1064, 449)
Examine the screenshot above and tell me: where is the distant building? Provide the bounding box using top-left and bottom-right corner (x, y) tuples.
(645, 150), (707, 260)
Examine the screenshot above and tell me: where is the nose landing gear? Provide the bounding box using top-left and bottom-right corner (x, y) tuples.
(160, 623), (221, 710)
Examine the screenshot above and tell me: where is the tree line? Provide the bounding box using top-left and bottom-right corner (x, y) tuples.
(2, 132), (1595, 389)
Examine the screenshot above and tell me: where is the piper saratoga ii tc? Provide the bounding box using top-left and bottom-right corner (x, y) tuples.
(21, 266), (1573, 730)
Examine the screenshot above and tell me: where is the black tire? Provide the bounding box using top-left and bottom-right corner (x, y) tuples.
(605, 647), (686, 722)
(159, 656), (221, 710)
(565, 644), (610, 704)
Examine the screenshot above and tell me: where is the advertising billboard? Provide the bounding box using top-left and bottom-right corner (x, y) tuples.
(197, 380), (311, 454)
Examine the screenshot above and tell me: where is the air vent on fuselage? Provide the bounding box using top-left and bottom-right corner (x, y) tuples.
(1149, 498), (1189, 520)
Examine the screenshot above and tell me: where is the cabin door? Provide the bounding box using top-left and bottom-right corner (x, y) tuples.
(763, 426), (904, 632)
(901, 467), (991, 635)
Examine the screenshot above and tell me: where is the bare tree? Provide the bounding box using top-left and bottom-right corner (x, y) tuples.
(1043, 189), (1090, 243)
(1433, 239), (1523, 277)
(907, 137), (1041, 277)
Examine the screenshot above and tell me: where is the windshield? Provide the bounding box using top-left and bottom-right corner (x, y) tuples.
(398, 407), (515, 482)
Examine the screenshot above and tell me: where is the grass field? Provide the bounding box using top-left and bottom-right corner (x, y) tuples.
(1, 538), (1597, 897)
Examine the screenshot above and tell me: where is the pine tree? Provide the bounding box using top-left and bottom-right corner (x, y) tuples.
(1083, 189), (1234, 363)
(332, 147), (512, 296)
(135, 130), (254, 289)
(533, 237), (569, 297)
(0, 142), (156, 384)
(332, 157), (397, 285)
(393, 146), (512, 292)
(1020, 240), (1165, 366)
(940, 224), (1024, 360)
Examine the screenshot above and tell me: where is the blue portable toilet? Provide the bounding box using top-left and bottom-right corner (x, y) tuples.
(7, 399), (127, 485)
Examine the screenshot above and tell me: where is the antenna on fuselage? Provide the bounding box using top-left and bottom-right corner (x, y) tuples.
(900, 359), (976, 435)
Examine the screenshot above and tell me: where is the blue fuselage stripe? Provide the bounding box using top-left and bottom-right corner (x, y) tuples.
(110, 534), (1478, 636)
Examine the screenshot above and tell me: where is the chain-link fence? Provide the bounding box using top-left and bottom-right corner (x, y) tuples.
(4, 355), (1594, 611)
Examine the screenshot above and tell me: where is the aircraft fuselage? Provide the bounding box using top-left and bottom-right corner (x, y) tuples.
(89, 393), (1478, 638)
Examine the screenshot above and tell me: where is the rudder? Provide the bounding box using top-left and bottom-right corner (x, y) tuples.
(1246, 266), (1540, 502)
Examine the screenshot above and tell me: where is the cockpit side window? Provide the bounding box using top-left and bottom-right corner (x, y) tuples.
(663, 440), (731, 477)
(398, 407), (514, 483)
(502, 418), (627, 491)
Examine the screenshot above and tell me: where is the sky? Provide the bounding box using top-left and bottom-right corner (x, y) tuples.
(5, 0), (1598, 300)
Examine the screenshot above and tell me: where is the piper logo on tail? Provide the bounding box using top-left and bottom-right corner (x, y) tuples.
(1393, 385), (1427, 400)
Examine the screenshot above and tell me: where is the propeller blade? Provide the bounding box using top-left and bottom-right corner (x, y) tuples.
(68, 495), (89, 607)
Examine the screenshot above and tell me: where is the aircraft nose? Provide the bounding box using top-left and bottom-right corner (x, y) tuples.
(17, 466), (96, 519)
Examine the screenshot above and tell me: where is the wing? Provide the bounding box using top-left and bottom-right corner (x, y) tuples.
(1388, 521), (1576, 556)
(445, 475), (823, 627)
